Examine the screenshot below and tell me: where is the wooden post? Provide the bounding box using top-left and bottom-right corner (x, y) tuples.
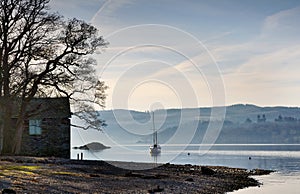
(81, 152), (83, 160)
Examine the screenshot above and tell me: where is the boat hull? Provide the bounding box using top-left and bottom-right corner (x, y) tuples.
(150, 145), (161, 155)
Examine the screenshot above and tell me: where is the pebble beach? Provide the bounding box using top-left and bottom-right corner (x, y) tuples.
(0, 156), (272, 194)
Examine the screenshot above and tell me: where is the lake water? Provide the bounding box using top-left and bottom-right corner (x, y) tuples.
(71, 144), (300, 193)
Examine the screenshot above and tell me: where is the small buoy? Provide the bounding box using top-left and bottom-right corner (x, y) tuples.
(187, 153), (190, 156)
(249, 157), (252, 160)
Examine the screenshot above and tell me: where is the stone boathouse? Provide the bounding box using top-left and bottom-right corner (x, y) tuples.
(17, 97), (71, 158)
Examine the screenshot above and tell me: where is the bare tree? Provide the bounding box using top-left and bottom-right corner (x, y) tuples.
(0, 0), (108, 154)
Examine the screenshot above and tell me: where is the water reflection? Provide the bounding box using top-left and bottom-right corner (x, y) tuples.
(71, 144), (300, 172)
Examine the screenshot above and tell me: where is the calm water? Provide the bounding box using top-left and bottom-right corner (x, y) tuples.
(71, 144), (300, 171)
(71, 144), (300, 193)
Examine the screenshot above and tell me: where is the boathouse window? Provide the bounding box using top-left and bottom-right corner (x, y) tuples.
(29, 120), (42, 135)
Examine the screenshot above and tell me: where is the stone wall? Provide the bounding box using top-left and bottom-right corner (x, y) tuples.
(21, 118), (70, 158)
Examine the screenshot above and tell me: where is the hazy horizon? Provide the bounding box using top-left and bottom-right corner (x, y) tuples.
(98, 103), (300, 112)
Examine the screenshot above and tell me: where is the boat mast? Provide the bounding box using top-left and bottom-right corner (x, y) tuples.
(152, 111), (157, 145)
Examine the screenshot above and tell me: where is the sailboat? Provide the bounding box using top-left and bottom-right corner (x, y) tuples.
(150, 111), (161, 155)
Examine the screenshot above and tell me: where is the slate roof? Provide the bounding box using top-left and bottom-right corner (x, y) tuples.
(8, 97), (71, 119)
(27, 97), (71, 119)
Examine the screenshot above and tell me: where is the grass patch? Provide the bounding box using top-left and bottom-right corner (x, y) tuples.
(0, 165), (41, 176)
(52, 171), (82, 176)
(4, 165), (41, 171)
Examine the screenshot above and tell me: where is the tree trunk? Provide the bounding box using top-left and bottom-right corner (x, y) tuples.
(12, 116), (25, 154)
(0, 98), (27, 155)
(0, 99), (15, 155)
(11, 99), (28, 155)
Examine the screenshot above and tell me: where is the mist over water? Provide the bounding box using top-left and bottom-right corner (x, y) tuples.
(71, 106), (300, 192)
(71, 143), (300, 171)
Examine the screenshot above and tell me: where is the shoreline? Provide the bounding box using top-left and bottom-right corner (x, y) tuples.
(0, 156), (272, 193)
(228, 171), (300, 194)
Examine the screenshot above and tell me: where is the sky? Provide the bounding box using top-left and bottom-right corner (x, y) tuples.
(49, 0), (300, 111)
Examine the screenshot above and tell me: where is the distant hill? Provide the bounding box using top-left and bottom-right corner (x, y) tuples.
(75, 104), (300, 145)
(224, 104), (300, 123)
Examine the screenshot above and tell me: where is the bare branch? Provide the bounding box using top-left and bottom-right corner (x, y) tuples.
(0, 0), (109, 154)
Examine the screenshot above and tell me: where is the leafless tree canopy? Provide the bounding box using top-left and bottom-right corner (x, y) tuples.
(0, 0), (108, 154)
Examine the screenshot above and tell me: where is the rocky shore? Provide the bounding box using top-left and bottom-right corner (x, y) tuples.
(0, 156), (272, 194)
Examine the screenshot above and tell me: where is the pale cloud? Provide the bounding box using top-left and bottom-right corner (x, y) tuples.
(90, 0), (136, 35)
(99, 55), (217, 110)
(84, 1), (300, 108)
(91, 0), (136, 23)
(199, 6), (300, 107)
(237, 46), (300, 73)
(262, 6), (300, 31)
(222, 44), (300, 106)
(207, 6), (300, 75)
(260, 6), (300, 44)
(235, 6), (300, 74)
(149, 52), (215, 79)
(202, 31), (234, 44)
(223, 71), (300, 107)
